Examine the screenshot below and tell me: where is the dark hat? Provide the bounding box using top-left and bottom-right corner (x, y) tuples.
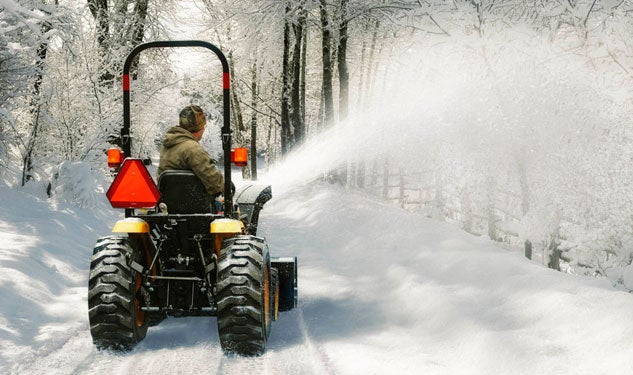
(179, 105), (207, 132)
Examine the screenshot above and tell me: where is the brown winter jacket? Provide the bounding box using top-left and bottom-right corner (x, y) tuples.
(157, 126), (224, 195)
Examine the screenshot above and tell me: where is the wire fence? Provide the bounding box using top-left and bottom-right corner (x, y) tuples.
(345, 158), (559, 267)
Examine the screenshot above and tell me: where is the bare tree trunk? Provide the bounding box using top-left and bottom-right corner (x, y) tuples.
(291, 3), (306, 145)
(267, 84), (277, 163)
(335, 0), (351, 186)
(250, 56), (258, 180)
(131, 0), (148, 42)
(87, 0), (113, 85)
(280, 3), (292, 155)
(337, 0), (349, 122)
(22, 109), (41, 186)
(227, 48), (245, 145)
(365, 20), (380, 108)
(319, 0), (334, 129)
(357, 36), (367, 109)
(300, 16), (307, 130)
(128, 0), (149, 79)
(21, 16), (51, 186)
(88, 0), (149, 85)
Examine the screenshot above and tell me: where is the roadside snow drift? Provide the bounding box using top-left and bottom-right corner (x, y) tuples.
(2, 182), (633, 374)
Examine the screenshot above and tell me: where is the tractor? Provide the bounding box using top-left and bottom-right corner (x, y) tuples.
(88, 41), (298, 356)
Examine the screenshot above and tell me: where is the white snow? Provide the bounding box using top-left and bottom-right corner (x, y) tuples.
(2, 176), (633, 374)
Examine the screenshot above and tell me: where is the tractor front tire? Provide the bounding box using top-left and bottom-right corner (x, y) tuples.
(216, 235), (273, 356)
(88, 236), (148, 350)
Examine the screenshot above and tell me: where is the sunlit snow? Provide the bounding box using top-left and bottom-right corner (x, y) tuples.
(2, 175), (633, 374)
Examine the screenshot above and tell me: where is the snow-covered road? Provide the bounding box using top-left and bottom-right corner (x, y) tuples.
(2, 183), (633, 374)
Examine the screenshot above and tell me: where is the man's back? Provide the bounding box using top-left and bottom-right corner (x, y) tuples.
(158, 106), (224, 196)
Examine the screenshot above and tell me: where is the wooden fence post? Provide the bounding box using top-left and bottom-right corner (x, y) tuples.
(461, 188), (473, 233)
(487, 177), (498, 241)
(370, 159), (378, 188)
(434, 169), (444, 219)
(524, 240), (532, 260)
(399, 168), (405, 208)
(382, 159), (389, 199)
(357, 160), (366, 188)
(547, 234), (561, 271)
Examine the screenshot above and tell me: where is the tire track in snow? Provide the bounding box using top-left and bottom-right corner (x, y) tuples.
(15, 313), (332, 375)
(9, 328), (94, 375)
(296, 308), (337, 375)
(212, 308), (335, 375)
(215, 353), (271, 375)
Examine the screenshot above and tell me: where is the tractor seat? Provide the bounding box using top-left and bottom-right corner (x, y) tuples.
(157, 170), (215, 214)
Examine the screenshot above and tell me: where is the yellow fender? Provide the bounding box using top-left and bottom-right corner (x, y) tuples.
(211, 219), (245, 257)
(210, 218), (245, 234)
(112, 217), (150, 234)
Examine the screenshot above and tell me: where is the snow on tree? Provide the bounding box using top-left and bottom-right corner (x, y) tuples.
(1, 0), (633, 285)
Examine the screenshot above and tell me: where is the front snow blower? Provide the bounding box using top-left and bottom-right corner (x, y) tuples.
(88, 41), (298, 356)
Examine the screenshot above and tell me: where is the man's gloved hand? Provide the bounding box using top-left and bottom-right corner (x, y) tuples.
(212, 182), (235, 198)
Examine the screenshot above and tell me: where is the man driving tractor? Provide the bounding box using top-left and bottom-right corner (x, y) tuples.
(157, 105), (224, 196)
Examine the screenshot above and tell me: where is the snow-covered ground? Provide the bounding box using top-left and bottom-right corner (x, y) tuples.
(2, 178), (633, 374)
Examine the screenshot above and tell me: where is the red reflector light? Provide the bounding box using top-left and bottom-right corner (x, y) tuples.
(231, 148), (248, 167)
(106, 159), (160, 209)
(107, 148), (123, 168)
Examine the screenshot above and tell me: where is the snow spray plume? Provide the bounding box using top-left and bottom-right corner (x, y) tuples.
(262, 31), (633, 243)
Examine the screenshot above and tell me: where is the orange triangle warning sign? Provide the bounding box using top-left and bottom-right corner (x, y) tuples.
(106, 159), (161, 208)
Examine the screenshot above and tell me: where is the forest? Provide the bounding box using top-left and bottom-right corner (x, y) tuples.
(2, 0), (633, 287)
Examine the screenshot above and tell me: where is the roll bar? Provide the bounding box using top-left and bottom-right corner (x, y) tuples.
(121, 40), (235, 216)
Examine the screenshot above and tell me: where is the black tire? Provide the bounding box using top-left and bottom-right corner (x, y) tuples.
(216, 235), (272, 356)
(88, 236), (148, 350)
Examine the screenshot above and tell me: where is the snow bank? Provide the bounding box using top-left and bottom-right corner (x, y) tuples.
(49, 162), (101, 208)
(0, 185), (116, 373)
(259, 183), (633, 374)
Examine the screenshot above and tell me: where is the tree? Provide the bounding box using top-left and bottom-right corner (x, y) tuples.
(22, 9), (53, 186)
(87, 0), (151, 86)
(250, 55), (259, 179)
(290, 2), (307, 145)
(0, 0), (68, 185)
(319, 0), (335, 129)
(281, 2), (292, 154)
(337, 0), (350, 122)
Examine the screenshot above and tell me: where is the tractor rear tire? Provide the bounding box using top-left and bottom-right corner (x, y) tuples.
(88, 236), (148, 350)
(216, 235), (273, 356)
